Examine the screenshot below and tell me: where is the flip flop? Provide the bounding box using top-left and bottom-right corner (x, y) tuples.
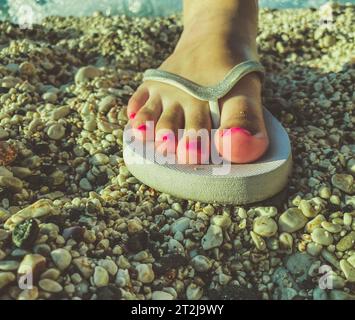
(123, 60), (292, 205)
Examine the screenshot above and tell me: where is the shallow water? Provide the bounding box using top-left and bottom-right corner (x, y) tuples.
(1, 0), (355, 21)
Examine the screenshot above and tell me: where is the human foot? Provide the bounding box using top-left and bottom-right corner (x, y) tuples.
(127, 0), (269, 164)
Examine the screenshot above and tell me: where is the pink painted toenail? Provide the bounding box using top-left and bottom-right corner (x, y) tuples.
(186, 141), (202, 153)
(222, 127), (251, 137)
(129, 112), (136, 120)
(137, 124), (147, 131)
(162, 135), (169, 142)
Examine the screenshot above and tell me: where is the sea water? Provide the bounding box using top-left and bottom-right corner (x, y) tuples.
(0, 0), (354, 22)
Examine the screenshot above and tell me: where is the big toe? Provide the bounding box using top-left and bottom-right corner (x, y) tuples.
(215, 90), (269, 163)
(215, 127), (269, 163)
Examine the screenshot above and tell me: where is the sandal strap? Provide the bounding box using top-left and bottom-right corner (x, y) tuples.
(143, 60), (265, 129)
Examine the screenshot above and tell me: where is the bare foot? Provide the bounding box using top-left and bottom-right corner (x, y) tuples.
(127, 0), (269, 164)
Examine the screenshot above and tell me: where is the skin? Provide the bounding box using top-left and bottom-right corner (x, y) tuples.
(127, 0), (269, 164)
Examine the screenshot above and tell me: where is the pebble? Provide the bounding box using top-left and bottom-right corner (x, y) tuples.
(331, 174), (354, 194)
(305, 215), (326, 233)
(115, 269), (130, 287)
(186, 283), (203, 300)
(0, 272), (15, 289)
(47, 123), (66, 140)
(343, 212), (352, 226)
(127, 219), (143, 234)
(329, 290), (355, 300)
(72, 257), (94, 279)
(321, 249), (340, 270)
(91, 153), (110, 166)
(307, 242), (323, 256)
(171, 217), (191, 234)
(0, 229), (9, 241)
(50, 248), (72, 271)
(93, 266), (109, 287)
(17, 287), (39, 300)
(347, 158), (355, 175)
(278, 208), (308, 233)
(136, 264), (154, 284)
(19, 61), (36, 76)
(311, 228), (334, 246)
(250, 231), (266, 251)
(11, 167), (32, 179)
(98, 259), (118, 276)
(0, 176), (23, 192)
(40, 268), (61, 280)
(336, 231), (355, 252)
(51, 106), (70, 120)
(62, 226), (85, 241)
(0, 128), (9, 140)
(254, 206), (278, 217)
(0, 166), (13, 177)
(313, 287), (328, 300)
(4, 199), (55, 230)
(211, 212), (232, 229)
(98, 95), (117, 113)
(348, 255), (355, 267)
(253, 216), (278, 237)
(201, 225), (223, 250)
(75, 66), (102, 84)
(279, 233), (293, 253)
(191, 255), (212, 272)
(39, 279), (63, 293)
(79, 178), (93, 191)
(42, 92), (58, 103)
(319, 186), (331, 199)
(151, 291), (174, 300)
(321, 221), (342, 233)
(0, 261), (20, 271)
(298, 198), (323, 218)
(168, 239), (185, 255)
(329, 273), (346, 289)
(340, 259), (355, 282)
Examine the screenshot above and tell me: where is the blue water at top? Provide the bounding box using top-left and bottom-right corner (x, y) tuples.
(0, 0), (354, 20)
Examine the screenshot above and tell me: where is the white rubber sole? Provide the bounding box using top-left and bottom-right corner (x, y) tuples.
(123, 108), (292, 205)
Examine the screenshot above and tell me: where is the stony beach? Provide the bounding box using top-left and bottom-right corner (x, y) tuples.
(0, 3), (354, 300)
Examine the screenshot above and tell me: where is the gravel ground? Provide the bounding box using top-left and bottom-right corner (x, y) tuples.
(0, 3), (354, 300)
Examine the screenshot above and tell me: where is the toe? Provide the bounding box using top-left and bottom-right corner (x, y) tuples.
(131, 96), (162, 141)
(155, 104), (184, 155)
(177, 103), (211, 164)
(215, 94), (269, 164)
(127, 85), (149, 120)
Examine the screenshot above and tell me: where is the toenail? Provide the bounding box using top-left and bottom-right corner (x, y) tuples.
(162, 135), (169, 141)
(186, 141), (202, 153)
(129, 112), (136, 120)
(222, 127), (251, 137)
(137, 124), (147, 131)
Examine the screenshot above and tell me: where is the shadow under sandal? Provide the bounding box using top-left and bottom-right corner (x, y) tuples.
(123, 60), (292, 205)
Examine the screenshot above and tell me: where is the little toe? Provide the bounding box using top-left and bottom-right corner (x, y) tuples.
(127, 86), (149, 120)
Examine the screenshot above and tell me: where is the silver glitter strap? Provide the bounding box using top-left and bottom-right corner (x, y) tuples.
(143, 60), (265, 129)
